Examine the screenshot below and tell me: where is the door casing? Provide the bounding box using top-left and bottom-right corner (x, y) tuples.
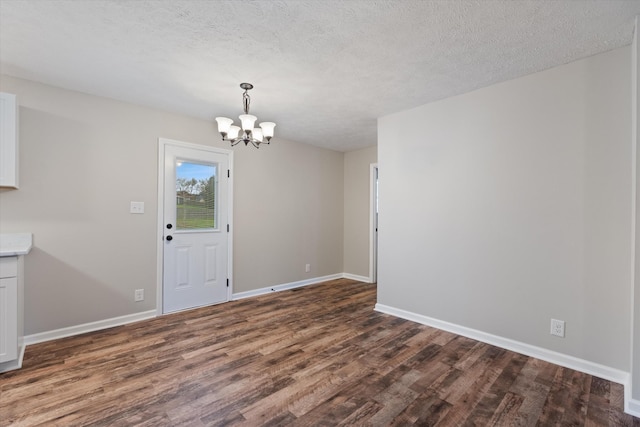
(369, 163), (378, 283)
(156, 138), (234, 315)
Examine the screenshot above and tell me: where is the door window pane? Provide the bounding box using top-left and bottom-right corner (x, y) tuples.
(176, 161), (217, 230)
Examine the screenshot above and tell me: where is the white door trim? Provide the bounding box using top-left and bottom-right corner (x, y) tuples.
(156, 138), (234, 315)
(369, 163), (378, 283)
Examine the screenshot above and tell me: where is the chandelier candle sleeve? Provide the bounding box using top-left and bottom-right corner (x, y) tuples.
(215, 83), (276, 148)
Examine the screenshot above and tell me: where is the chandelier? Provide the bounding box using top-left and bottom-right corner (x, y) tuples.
(215, 83), (276, 148)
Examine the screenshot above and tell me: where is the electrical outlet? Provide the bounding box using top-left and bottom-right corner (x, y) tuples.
(134, 289), (144, 302)
(305, 264), (311, 273)
(550, 319), (565, 337)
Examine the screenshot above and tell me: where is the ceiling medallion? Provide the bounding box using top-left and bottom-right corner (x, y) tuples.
(215, 83), (276, 148)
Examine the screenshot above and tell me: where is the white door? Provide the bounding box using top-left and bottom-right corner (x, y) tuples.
(161, 141), (231, 313)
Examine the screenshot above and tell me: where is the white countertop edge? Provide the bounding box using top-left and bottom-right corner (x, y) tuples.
(0, 233), (33, 257)
(0, 247), (32, 257)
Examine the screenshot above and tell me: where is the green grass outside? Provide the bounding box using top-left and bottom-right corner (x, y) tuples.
(176, 205), (215, 229)
(177, 217), (214, 229)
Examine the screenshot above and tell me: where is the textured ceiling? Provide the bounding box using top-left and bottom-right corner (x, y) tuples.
(1, 1), (640, 152)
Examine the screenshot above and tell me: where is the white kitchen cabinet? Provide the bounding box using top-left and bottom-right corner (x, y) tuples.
(0, 255), (25, 372)
(0, 92), (18, 188)
(0, 259), (18, 363)
(0, 234), (31, 372)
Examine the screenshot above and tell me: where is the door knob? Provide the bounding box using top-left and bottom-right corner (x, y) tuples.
(166, 235), (173, 241)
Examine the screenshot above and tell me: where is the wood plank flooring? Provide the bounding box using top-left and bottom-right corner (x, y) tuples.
(1, 279), (637, 426)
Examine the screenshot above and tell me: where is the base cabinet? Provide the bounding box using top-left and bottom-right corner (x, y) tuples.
(0, 256), (24, 372)
(0, 276), (18, 362)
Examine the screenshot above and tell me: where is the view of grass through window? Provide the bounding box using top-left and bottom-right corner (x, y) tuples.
(176, 161), (217, 230)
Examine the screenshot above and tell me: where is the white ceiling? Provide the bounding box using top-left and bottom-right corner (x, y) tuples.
(1, 1), (639, 152)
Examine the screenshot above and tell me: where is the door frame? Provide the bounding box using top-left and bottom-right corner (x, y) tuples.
(156, 138), (234, 315)
(369, 163), (378, 283)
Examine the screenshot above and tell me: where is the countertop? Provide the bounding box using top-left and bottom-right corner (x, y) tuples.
(0, 233), (33, 256)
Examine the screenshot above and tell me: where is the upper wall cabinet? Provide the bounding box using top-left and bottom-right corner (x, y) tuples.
(0, 93), (18, 188)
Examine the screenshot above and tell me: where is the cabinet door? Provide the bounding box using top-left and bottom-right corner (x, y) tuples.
(0, 277), (18, 363)
(0, 92), (18, 188)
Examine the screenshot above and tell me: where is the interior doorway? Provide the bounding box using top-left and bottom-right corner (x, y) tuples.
(370, 163), (378, 283)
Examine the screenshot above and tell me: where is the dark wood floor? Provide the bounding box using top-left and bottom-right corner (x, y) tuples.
(0, 279), (637, 426)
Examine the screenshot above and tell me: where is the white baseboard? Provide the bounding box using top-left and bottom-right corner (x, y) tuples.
(22, 274), (366, 346)
(232, 273), (344, 300)
(625, 376), (640, 417)
(626, 397), (640, 418)
(343, 273), (372, 283)
(0, 342), (25, 373)
(24, 310), (157, 346)
(374, 303), (629, 386)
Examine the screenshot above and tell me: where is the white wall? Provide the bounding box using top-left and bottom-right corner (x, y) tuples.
(233, 138), (344, 292)
(0, 75), (344, 335)
(632, 17), (640, 404)
(378, 46), (632, 371)
(343, 146), (377, 279)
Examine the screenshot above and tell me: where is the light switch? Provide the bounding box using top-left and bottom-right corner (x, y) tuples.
(130, 201), (145, 214)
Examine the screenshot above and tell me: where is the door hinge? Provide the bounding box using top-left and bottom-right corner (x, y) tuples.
(227, 169), (230, 178)
(226, 278), (229, 288)
(227, 224), (230, 232)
